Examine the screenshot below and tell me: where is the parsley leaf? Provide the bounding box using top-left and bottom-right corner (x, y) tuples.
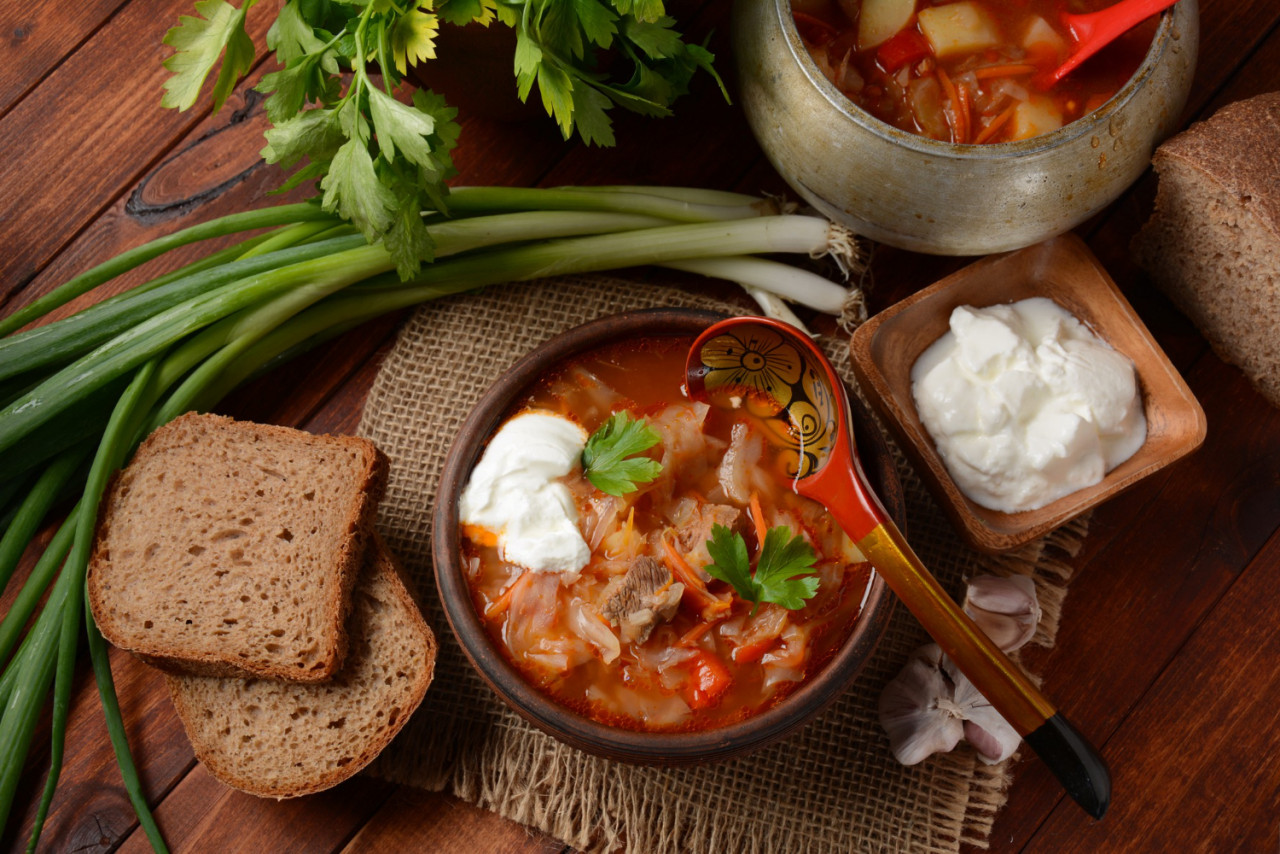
(582, 411), (663, 496)
(754, 526), (822, 609)
(267, 0), (328, 67)
(704, 523), (820, 612)
(390, 4), (440, 75)
(161, 0), (258, 113)
(321, 138), (397, 240)
(163, 0), (719, 274)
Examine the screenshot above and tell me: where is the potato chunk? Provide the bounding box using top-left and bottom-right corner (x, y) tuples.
(1011, 95), (1064, 140)
(1022, 14), (1066, 59)
(918, 2), (1002, 59)
(857, 0), (918, 50)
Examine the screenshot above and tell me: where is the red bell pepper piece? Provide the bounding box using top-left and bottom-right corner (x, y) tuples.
(877, 28), (932, 73)
(683, 650), (733, 710)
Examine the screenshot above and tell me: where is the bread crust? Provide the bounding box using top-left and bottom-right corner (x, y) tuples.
(1133, 91), (1280, 407)
(165, 534), (437, 798)
(1150, 91), (1280, 244)
(87, 412), (389, 682)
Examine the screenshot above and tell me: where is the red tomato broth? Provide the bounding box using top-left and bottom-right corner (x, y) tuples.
(792, 0), (1157, 144)
(460, 336), (874, 731)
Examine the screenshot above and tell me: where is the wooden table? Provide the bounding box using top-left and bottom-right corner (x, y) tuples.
(3, 0), (1278, 850)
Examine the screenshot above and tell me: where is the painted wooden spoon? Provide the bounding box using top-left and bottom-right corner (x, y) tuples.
(1043, 0), (1181, 86)
(685, 316), (1111, 819)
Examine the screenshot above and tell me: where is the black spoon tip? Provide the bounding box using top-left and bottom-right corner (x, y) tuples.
(1024, 713), (1112, 819)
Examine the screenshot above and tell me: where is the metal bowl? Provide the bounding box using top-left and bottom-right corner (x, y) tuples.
(733, 0), (1198, 255)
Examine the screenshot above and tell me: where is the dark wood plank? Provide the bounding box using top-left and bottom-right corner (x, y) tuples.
(0, 0), (129, 117)
(1029, 527), (1280, 853)
(991, 23), (1280, 848)
(1172, 0), (1280, 122)
(3, 0), (1279, 852)
(340, 789), (566, 854)
(979, 351), (1280, 849)
(0, 0), (280, 301)
(114, 765), (397, 854)
(3, 74), (306, 332)
(5, 648), (195, 853)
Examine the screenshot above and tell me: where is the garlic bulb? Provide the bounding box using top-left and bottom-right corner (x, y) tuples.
(878, 645), (964, 765)
(962, 574), (1041, 653)
(943, 656), (1022, 764)
(879, 575), (1042, 766)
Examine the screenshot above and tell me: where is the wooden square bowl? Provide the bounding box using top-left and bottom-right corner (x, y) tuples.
(850, 233), (1206, 554)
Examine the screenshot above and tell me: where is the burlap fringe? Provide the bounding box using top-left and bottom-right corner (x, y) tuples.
(357, 278), (1095, 854)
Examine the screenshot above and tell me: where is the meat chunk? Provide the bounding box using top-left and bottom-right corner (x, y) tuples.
(601, 556), (684, 644)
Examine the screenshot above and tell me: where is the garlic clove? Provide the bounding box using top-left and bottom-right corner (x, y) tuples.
(944, 656), (1022, 764)
(878, 644), (965, 765)
(963, 574), (1041, 653)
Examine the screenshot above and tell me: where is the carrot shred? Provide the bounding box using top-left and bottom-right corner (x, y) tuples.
(484, 569), (531, 620)
(679, 621), (715, 648)
(935, 67), (962, 144)
(732, 636), (777, 665)
(661, 536), (730, 613)
(748, 492), (769, 550)
(973, 64), (1038, 80)
(956, 82), (973, 144)
(974, 102), (1018, 144)
(683, 650), (733, 710)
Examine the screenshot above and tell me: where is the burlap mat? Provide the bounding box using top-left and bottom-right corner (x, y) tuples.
(355, 276), (1088, 853)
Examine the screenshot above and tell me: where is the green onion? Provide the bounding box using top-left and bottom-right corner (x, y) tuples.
(0, 185), (859, 846)
(0, 204), (334, 338)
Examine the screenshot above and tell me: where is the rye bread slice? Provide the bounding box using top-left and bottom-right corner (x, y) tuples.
(166, 534), (436, 798)
(1133, 91), (1280, 407)
(87, 412), (388, 682)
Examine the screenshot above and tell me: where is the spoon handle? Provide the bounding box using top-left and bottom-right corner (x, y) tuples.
(856, 518), (1111, 819)
(1046, 0), (1180, 84)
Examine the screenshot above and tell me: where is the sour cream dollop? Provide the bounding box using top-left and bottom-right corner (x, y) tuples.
(910, 298), (1146, 513)
(459, 411), (590, 578)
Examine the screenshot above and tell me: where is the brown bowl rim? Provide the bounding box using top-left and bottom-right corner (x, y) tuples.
(849, 233), (1207, 554)
(433, 307), (903, 765)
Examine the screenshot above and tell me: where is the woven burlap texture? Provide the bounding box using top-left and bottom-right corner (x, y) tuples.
(356, 276), (1087, 854)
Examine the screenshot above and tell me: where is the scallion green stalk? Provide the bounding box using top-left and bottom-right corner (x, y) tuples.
(0, 451), (85, 595)
(0, 187), (861, 849)
(0, 204), (335, 337)
(25, 361), (160, 852)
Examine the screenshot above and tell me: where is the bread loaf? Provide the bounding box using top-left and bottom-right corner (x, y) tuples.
(88, 412), (388, 682)
(1133, 91), (1280, 406)
(167, 534), (436, 798)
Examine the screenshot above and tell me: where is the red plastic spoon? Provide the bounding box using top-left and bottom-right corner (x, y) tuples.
(1043, 0), (1181, 86)
(686, 316), (1110, 819)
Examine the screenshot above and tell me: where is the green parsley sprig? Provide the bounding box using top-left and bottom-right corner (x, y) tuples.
(704, 523), (820, 612)
(159, 0), (724, 278)
(582, 411), (663, 496)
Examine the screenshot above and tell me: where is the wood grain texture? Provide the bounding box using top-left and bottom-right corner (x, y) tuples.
(0, 0), (1278, 851)
(1033, 527), (1280, 853)
(0, 0), (129, 116)
(340, 789), (567, 854)
(4, 648), (193, 853)
(983, 353), (1280, 849)
(0, 0), (280, 300)
(114, 765), (398, 854)
(3, 64), (304, 333)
